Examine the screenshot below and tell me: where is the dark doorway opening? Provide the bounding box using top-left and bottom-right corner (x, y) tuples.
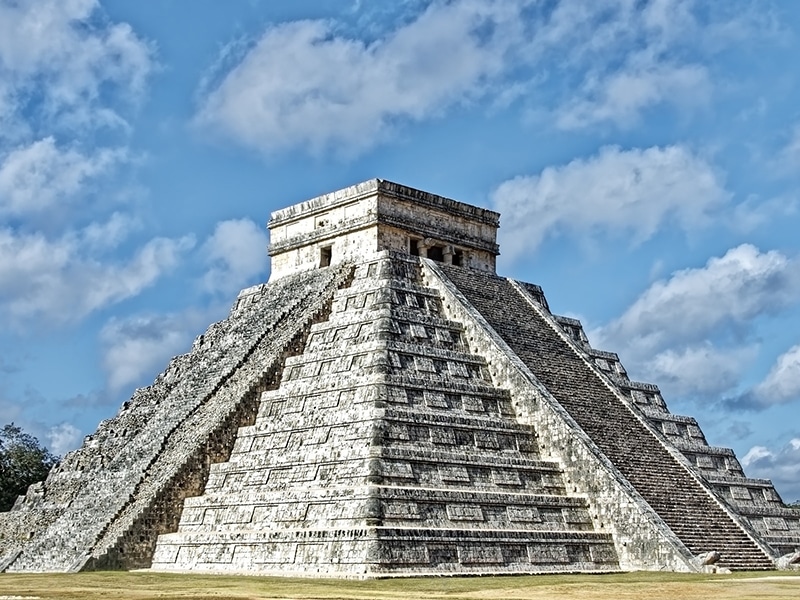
(427, 246), (444, 262)
(319, 246), (332, 267)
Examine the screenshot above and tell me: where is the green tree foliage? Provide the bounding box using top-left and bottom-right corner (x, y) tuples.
(0, 423), (57, 511)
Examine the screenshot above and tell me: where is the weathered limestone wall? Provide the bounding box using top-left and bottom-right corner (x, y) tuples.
(268, 180), (499, 280)
(422, 260), (706, 572)
(374, 185), (499, 271)
(0, 264), (354, 573)
(546, 309), (800, 559)
(270, 226), (378, 282)
(152, 253), (617, 577)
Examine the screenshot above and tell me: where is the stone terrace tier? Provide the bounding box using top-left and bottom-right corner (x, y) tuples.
(0, 264), (354, 573)
(151, 254), (618, 577)
(439, 264), (776, 571)
(537, 297), (800, 559)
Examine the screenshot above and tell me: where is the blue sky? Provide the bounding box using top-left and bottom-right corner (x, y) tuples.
(1, 0), (799, 501)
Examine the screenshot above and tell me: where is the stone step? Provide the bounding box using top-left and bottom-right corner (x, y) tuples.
(441, 266), (774, 571)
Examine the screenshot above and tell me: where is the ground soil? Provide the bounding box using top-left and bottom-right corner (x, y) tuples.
(1, 571), (799, 600)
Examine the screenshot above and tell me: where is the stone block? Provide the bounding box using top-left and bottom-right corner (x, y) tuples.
(459, 546), (503, 564)
(439, 465), (470, 483)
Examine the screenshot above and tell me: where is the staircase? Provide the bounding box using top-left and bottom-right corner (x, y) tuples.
(150, 254), (619, 576)
(441, 266), (774, 571)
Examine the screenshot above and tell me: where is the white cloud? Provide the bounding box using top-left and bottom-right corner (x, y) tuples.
(80, 212), (140, 250)
(595, 244), (800, 356)
(750, 345), (800, 407)
(0, 0), (154, 135)
(46, 422), (82, 456)
(193, 1), (770, 156)
(201, 219), (269, 296)
(0, 224), (195, 327)
(546, 1), (767, 130)
(741, 445), (773, 466)
(731, 193), (799, 233)
(0, 0), (152, 235)
(100, 309), (212, 391)
(557, 62), (710, 130)
(0, 137), (126, 217)
(525, 0), (691, 64)
(491, 145), (729, 259)
(741, 438), (800, 503)
(0, 1), (159, 334)
(86, 236), (196, 307)
(644, 343), (756, 397)
(589, 245), (800, 400)
(195, 0), (525, 155)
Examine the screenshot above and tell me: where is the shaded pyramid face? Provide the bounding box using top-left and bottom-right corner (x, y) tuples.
(1, 180), (798, 576)
(0, 264), (356, 573)
(434, 263), (781, 572)
(151, 254), (619, 576)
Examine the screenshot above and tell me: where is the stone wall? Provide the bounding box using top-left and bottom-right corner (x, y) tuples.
(268, 180), (499, 280)
(0, 264), (353, 573)
(543, 304), (800, 559)
(151, 252), (617, 577)
(425, 261), (735, 571)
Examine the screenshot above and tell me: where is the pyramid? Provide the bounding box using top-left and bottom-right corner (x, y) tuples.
(1, 179), (799, 576)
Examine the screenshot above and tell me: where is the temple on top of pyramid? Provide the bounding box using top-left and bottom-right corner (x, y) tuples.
(1, 179), (799, 577)
(267, 179), (500, 279)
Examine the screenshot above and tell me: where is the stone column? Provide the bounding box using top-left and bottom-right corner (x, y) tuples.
(417, 238), (435, 258)
(443, 245), (455, 265)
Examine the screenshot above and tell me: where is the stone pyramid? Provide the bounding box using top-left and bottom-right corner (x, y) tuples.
(1, 179), (798, 577)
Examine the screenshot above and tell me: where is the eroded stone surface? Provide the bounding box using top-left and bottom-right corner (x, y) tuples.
(526, 293), (800, 559)
(2, 179), (797, 576)
(0, 264), (353, 573)
(151, 255), (618, 576)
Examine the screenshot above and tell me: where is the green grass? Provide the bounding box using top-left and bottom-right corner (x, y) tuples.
(0, 571), (799, 600)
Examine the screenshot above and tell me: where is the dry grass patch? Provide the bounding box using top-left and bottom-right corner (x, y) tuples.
(0, 571), (798, 600)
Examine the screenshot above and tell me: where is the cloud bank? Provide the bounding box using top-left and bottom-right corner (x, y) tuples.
(0, 0), (154, 136)
(196, 0), (522, 155)
(491, 145), (729, 259)
(0, 225), (195, 327)
(195, 0), (760, 156)
(590, 244), (800, 400)
(742, 438), (800, 502)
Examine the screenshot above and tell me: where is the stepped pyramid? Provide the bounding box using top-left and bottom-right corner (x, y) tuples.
(1, 179), (799, 576)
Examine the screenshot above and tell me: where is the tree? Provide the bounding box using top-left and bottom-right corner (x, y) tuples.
(0, 423), (57, 512)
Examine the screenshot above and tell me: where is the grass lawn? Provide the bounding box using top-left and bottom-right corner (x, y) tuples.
(0, 571), (799, 600)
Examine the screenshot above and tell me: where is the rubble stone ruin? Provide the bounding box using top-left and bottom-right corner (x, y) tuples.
(2, 179), (799, 577)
